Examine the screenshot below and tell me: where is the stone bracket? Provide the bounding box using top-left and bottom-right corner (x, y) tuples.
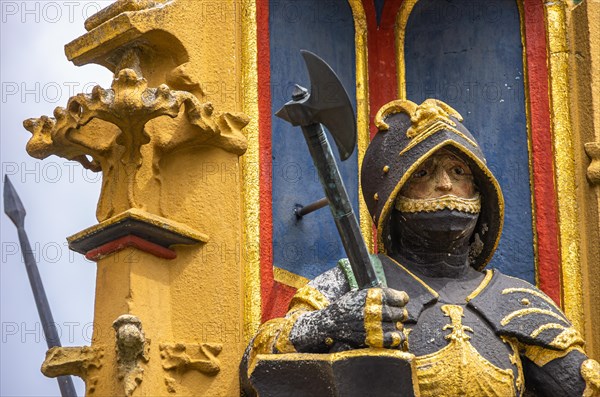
(585, 142), (600, 185)
(41, 346), (104, 394)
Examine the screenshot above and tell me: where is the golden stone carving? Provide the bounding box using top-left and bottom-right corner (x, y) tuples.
(113, 315), (150, 397)
(41, 346), (104, 394)
(24, 55), (248, 221)
(159, 343), (223, 376)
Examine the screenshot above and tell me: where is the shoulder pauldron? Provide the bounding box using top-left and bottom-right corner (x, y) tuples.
(468, 271), (584, 350)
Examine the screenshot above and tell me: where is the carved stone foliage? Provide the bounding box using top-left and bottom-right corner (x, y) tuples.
(24, 56), (248, 221)
(113, 315), (150, 397)
(159, 342), (223, 393)
(41, 346), (104, 394)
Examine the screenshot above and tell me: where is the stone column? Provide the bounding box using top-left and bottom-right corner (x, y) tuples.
(24, 1), (251, 395)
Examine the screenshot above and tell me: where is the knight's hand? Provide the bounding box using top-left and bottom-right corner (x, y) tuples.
(289, 288), (409, 351)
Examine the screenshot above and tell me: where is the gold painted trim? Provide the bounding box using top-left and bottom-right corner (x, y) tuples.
(240, 0), (261, 342)
(523, 343), (585, 367)
(466, 269), (494, 302)
(500, 308), (566, 327)
(273, 267), (310, 290)
(544, 1), (584, 332)
(365, 288), (385, 348)
(388, 257), (439, 298)
(347, 0), (374, 252)
(274, 310), (304, 354)
(395, 194), (481, 214)
(516, 0), (541, 288)
(395, 0), (419, 100)
(501, 287), (562, 311)
(289, 283), (330, 311)
(255, 347), (416, 362)
(530, 323), (567, 338)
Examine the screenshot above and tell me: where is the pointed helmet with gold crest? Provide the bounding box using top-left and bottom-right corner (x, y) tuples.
(361, 98), (504, 270)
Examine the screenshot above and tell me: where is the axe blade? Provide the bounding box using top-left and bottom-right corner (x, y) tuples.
(301, 50), (357, 161)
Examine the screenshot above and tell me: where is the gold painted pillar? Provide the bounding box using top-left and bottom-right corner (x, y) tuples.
(563, 0), (600, 360)
(24, 0), (253, 395)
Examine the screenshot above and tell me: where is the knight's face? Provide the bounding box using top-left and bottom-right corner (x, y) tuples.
(401, 149), (477, 200)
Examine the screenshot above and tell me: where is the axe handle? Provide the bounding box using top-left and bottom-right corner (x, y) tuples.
(301, 123), (381, 288)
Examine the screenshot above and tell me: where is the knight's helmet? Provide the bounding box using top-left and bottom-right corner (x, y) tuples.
(361, 99), (504, 270)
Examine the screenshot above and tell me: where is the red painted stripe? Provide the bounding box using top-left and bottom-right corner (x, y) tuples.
(256, 0), (277, 321)
(85, 235), (176, 261)
(522, 0), (561, 304)
(365, 0), (402, 139)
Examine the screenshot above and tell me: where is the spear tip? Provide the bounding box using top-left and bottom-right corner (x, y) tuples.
(3, 175), (26, 227)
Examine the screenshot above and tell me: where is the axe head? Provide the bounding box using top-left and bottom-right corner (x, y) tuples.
(276, 50), (357, 161)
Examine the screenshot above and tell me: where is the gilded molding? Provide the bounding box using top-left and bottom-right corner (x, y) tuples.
(240, 0), (262, 341)
(584, 142), (600, 184)
(273, 266), (310, 290)
(347, 0), (374, 252)
(395, 0), (420, 100)
(545, 1), (585, 332)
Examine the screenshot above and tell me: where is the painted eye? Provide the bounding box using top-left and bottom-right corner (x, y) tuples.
(453, 166), (465, 175)
(413, 169), (428, 178)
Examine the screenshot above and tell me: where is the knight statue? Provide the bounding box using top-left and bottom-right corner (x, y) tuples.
(241, 98), (600, 397)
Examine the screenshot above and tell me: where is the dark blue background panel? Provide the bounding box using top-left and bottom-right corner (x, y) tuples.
(404, 0), (535, 283)
(270, 0), (359, 280)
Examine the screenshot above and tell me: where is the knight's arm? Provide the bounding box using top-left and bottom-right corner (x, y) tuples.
(243, 266), (351, 367)
(468, 271), (599, 397)
(518, 343), (599, 397)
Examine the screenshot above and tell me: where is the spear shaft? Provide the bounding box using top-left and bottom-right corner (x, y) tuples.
(3, 175), (77, 397)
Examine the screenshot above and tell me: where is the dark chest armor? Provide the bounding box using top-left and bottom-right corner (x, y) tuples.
(374, 254), (578, 397)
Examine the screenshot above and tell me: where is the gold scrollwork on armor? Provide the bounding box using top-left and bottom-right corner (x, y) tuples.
(414, 305), (516, 396)
(395, 194), (481, 214)
(501, 287), (562, 310)
(500, 308), (566, 327)
(549, 327), (585, 350)
(364, 289), (384, 348)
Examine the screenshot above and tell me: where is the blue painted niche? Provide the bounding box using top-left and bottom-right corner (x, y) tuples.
(270, 0), (359, 280)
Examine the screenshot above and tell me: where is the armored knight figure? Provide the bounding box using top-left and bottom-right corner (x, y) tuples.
(242, 99), (600, 396)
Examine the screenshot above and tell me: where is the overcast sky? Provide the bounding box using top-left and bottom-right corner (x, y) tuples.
(1, 1), (114, 395)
